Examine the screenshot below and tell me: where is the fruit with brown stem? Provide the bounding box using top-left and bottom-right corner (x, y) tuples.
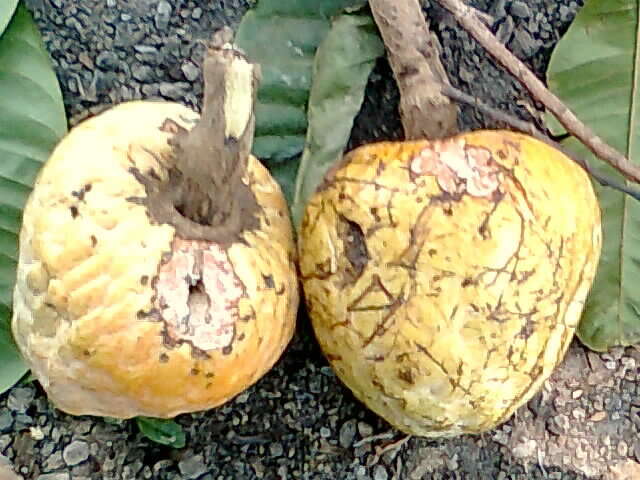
(298, 131), (601, 437)
(11, 30), (299, 419)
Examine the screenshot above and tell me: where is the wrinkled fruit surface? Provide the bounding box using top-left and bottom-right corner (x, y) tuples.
(299, 130), (601, 437)
(12, 101), (298, 418)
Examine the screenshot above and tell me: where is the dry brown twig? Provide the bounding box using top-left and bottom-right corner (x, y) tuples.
(435, 0), (640, 184)
(370, 0), (640, 188)
(369, 0), (458, 140)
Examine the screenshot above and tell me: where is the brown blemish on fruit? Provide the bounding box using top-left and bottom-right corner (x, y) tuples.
(71, 184), (92, 201)
(263, 274), (275, 289)
(69, 206), (79, 218)
(154, 237), (243, 352)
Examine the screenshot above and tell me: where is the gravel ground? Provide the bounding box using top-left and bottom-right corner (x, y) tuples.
(2, 0), (639, 479)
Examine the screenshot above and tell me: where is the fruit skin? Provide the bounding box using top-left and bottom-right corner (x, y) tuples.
(12, 101), (298, 418)
(299, 130), (601, 437)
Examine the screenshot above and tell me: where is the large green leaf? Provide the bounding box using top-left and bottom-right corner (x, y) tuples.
(0, 4), (67, 391)
(235, 0), (366, 162)
(291, 13), (384, 226)
(546, 0), (640, 351)
(0, 0), (18, 36)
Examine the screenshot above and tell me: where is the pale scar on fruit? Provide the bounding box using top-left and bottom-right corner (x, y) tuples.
(299, 130), (601, 437)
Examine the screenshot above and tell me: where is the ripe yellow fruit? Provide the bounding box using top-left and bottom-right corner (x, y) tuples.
(12, 45), (298, 418)
(298, 130), (601, 437)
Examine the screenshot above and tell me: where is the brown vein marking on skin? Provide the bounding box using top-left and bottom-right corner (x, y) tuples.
(363, 296), (405, 347)
(330, 176), (404, 195)
(388, 204), (433, 271)
(477, 190), (505, 240)
(448, 362), (473, 397)
(415, 341), (451, 381)
(472, 208), (526, 288)
(370, 374), (408, 410)
(348, 274), (396, 312)
(481, 345), (501, 371)
(552, 238), (565, 284)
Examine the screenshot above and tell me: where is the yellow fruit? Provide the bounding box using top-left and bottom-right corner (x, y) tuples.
(12, 46), (298, 418)
(298, 130), (601, 437)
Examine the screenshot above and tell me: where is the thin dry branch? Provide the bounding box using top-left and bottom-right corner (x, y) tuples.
(435, 0), (640, 184)
(369, 0), (458, 140)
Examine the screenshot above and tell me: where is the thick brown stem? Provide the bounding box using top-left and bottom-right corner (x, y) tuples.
(369, 0), (458, 140)
(137, 28), (261, 244)
(435, 0), (640, 184)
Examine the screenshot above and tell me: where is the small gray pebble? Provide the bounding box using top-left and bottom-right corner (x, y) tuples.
(509, 1), (531, 19)
(559, 5), (572, 22)
(132, 64), (155, 82)
(489, 0), (507, 20)
(37, 474), (70, 480)
(40, 442), (55, 458)
(373, 465), (389, 480)
(134, 45), (158, 55)
(339, 420), (357, 448)
(358, 422), (373, 438)
(320, 427), (331, 438)
(510, 29), (537, 59)
(269, 443), (284, 457)
(106, 0), (116, 7)
(95, 51), (120, 71)
(8, 387), (35, 412)
(50, 0), (63, 9)
(192, 7), (203, 20)
(181, 62), (200, 82)
(355, 465), (368, 480)
(0, 411), (14, 433)
(178, 455), (207, 479)
(155, 1), (172, 30)
(496, 16), (514, 44)
(13, 413), (33, 430)
(141, 84), (160, 96)
(43, 451), (65, 471)
(63, 440), (90, 466)
(159, 82), (190, 99)
(87, 70), (113, 98)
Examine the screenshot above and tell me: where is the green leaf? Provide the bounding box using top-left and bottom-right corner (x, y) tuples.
(0, 318), (25, 392)
(546, 0), (640, 351)
(291, 13), (384, 227)
(0, 4), (67, 391)
(136, 417), (186, 448)
(235, 0), (366, 161)
(0, 0), (18, 36)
